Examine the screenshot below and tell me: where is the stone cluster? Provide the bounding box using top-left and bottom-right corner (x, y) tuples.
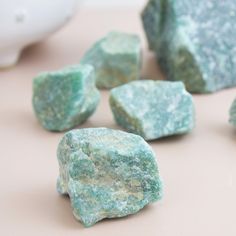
(31, 28), (202, 228)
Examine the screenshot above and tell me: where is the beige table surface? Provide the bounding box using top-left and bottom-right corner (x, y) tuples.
(1, 6), (236, 236)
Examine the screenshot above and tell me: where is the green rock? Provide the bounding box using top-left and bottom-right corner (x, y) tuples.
(81, 31), (142, 89)
(57, 128), (162, 227)
(110, 80), (195, 140)
(141, 0), (236, 93)
(33, 65), (100, 132)
(229, 98), (236, 126)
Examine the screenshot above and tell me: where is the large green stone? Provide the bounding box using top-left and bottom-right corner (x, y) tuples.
(141, 0), (236, 93)
(33, 65), (100, 132)
(110, 80), (195, 140)
(57, 128), (162, 227)
(81, 31), (142, 89)
(229, 98), (236, 126)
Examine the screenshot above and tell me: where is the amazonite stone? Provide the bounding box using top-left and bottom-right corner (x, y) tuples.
(142, 0), (236, 93)
(110, 80), (195, 140)
(229, 98), (236, 126)
(81, 31), (142, 89)
(57, 128), (162, 227)
(33, 65), (100, 132)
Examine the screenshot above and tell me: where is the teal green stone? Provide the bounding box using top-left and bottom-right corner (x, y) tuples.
(33, 65), (100, 132)
(110, 80), (195, 140)
(229, 98), (236, 126)
(142, 0), (236, 93)
(57, 128), (162, 227)
(81, 31), (142, 89)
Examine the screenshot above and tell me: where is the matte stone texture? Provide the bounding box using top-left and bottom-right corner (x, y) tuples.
(110, 80), (195, 140)
(81, 31), (142, 89)
(142, 0), (236, 93)
(57, 128), (162, 227)
(229, 97), (236, 126)
(33, 65), (100, 132)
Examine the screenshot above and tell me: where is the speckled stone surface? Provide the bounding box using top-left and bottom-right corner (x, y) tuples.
(81, 31), (142, 89)
(110, 80), (195, 140)
(33, 65), (100, 132)
(229, 98), (236, 126)
(142, 0), (236, 93)
(57, 128), (162, 227)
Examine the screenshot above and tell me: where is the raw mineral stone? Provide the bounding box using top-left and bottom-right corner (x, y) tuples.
(141, 0), (236, 93)
(110, 80), (195, 140)
(33, 65), (100, 132)
(229, 98), (236, 126)
(81, 31), (142, 89)
(57, 128), (162, 227)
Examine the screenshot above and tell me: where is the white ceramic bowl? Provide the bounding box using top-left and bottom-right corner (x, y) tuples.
(0, 0), (79, 68)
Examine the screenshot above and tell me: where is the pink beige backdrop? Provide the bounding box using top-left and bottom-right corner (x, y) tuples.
(1, 6), (236, 236)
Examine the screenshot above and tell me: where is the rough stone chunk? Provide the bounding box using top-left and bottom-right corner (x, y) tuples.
(142, 0), (236, 93)
(57, 128), (162, 227)
(110, 80), (195, 140)
(229, 98), (236, 126)
(81, 31), (142, 89)
(33, 65), (100, 131)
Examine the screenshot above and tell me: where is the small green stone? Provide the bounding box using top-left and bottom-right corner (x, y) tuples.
(229, 98), (236, 126)
(57, 128), (162, 227)
(32, 65), (100, 132)
(81, 31), (142, 89)
(110, 80), (195, 140)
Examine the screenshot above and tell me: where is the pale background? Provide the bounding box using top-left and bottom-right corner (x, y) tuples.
(83, 0), (146, 7)
(1, 2), (236, 236)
